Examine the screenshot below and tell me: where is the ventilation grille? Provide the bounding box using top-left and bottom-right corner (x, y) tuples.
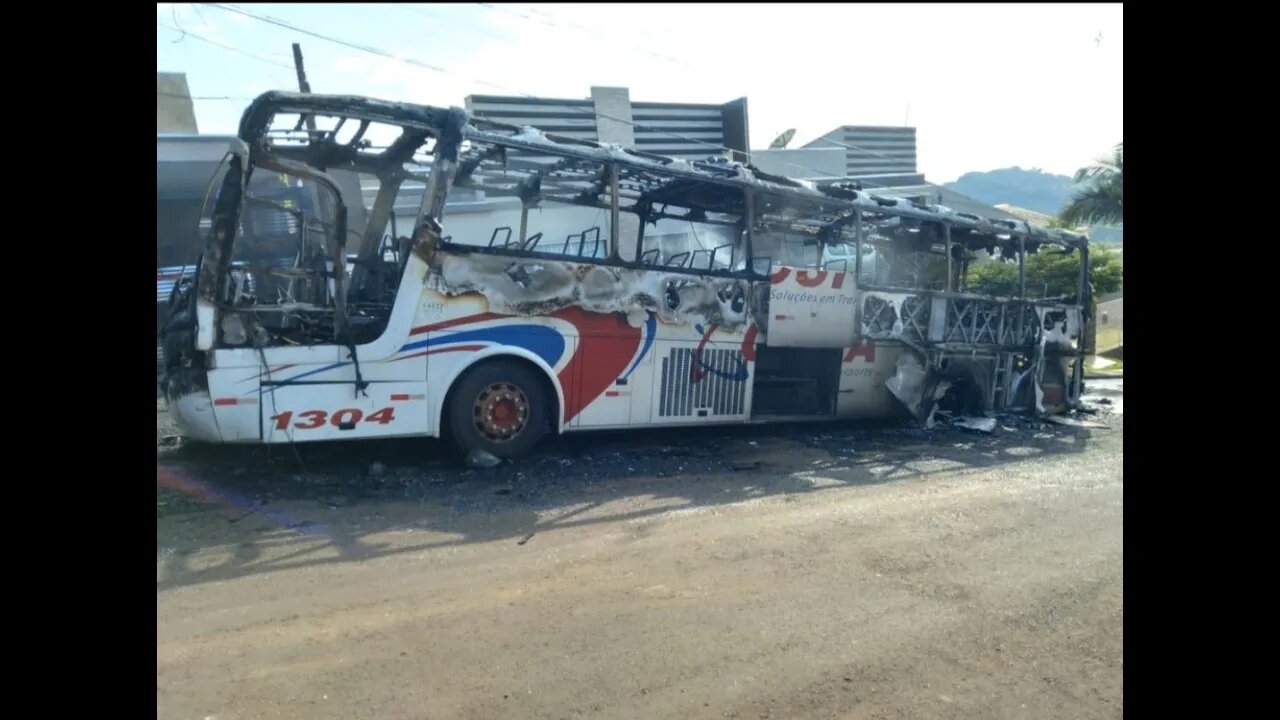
(657, 347), (747, 418)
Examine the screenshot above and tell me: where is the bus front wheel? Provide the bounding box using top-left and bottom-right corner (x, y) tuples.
(446, 359), (548, 460)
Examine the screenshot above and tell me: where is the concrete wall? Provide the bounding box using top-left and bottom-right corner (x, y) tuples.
(719, 97), (750, 164)
(803, 125), (918, 178)
(467, 88), (749, 162)
(158, 72), (199, 134)
(590, 86), (636, 147)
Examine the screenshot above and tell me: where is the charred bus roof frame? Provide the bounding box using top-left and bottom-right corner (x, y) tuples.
(203, 91), (1090, 326)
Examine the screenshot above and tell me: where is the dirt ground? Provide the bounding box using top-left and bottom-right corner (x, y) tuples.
(158, 385), (1122, 720)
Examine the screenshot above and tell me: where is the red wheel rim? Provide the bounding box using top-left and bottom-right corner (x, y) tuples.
(472, 382), (530, 442)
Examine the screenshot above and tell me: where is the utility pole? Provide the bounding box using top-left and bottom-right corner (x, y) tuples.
(292, 42), (318, 134)
(289, 41), (340, 332)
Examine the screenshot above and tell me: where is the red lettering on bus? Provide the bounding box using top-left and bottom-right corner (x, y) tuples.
(795, 270), (828, 287)
(843, 343), (876, 363)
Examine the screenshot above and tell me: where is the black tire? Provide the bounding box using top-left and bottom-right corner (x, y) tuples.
(446, 359), (549, 460)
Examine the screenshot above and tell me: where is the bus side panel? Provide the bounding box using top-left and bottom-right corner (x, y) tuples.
(627, 333), (658, 427)
(228, 348), (432, 443)
(565, 309), (657, 429)
(204, 367), (264, 441)
(569, 334), (648, 428)
(835, 342), (909, 419)
(261, 379), (430, 443)
(199, 348), (346, 443)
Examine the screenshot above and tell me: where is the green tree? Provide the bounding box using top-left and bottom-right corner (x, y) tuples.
(1059, 143), (1123, 227)
(965, 246), (1122, 299)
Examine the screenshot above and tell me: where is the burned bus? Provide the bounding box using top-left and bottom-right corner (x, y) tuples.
(160, 91), (1090, 458)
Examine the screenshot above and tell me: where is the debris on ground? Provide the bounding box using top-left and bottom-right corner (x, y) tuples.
(1044, 416), (1110, 429)
(467, 449), (502, 469)
(953, 417), (997, 434)
(1081, 400), (1118, 415)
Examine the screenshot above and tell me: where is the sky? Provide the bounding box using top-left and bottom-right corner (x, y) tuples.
(157, 3), (1122, 183)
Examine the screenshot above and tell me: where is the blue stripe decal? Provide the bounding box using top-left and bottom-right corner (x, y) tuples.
(399, 325), (567, 368)
(252, 361), (349, 397)
(621, 311), (656, 380)
(275, 361), (347, 384)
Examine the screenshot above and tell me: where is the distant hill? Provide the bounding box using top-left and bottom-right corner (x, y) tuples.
(945, 167), (1122, 245)
(946, 167), (1073, 216)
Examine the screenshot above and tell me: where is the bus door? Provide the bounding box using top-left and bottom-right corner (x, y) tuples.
(763, 236), (858, 348)
(758, 237), (901, 417)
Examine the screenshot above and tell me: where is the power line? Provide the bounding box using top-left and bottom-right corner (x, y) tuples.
(203, 4), (725, 137)
(198, 4), (753, 161)
(158, 91), (253, 101)
(189, 1), (214, 30)
(157, 19), (296, 71)
(468, 2), (915, 169)
(200, 2), (899, 188)
(473, 2), (687, 68)
(401, 4), (521, 45)
(205, 3), (455, 74)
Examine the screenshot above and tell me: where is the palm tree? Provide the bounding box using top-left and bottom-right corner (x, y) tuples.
(1059, 142), (1122, 227)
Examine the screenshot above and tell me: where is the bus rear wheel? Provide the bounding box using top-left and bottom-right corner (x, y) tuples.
(447, 360), (548, 460)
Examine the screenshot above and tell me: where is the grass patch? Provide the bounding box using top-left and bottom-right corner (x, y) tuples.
(1095, 324), (1123, 351)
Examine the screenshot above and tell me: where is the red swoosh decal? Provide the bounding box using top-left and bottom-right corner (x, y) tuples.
(551, 307), (641, 424)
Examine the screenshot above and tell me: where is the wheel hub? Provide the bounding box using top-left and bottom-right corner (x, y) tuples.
(473, 382), (530, 442)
